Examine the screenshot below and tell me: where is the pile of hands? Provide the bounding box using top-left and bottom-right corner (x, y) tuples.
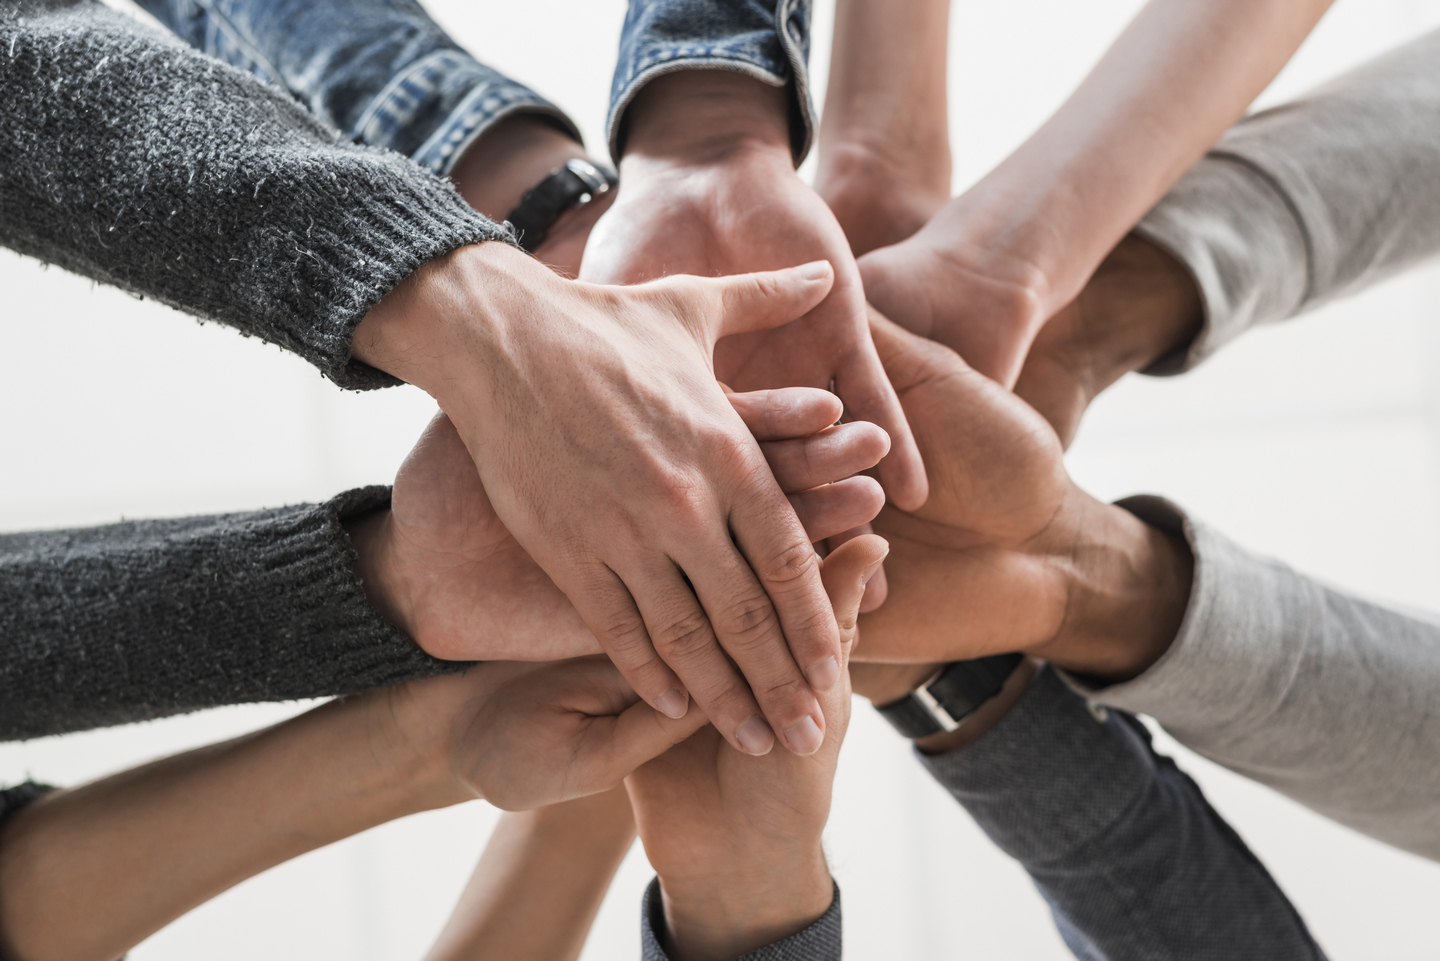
(325, 69), (1210, 958)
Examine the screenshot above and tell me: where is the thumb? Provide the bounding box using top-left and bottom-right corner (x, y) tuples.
(604, 696), (710, 780)
(684, 260), (835, 342)
(820, 534), (889, 658)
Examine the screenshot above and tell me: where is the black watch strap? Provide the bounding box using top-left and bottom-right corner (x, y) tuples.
(505, 157), (616, 252)
(875, 653), (1024, 739)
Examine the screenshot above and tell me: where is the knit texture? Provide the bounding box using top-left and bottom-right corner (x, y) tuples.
(0, 487), (458, 741)
(640, 877), (841, 961)
(0, 0), (513, 390)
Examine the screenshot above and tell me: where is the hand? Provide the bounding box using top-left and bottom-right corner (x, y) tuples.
(350, 387), (890, 661)
(625, 534), (886, 961)
(856, 310), (1193, 681)
(353, 245), (864, 758)
(1013, 234), (1202, 447)
(580, 71), (927, 511)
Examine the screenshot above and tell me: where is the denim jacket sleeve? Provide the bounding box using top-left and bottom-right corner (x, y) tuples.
(608, 0), (815, 164)
(136, 0), (582, 177)
(917, 666), (1326, 961)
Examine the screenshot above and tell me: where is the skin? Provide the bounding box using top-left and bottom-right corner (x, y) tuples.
(627, 535), (888, 961)
(855, 0), (1335, 387)
(423, 786), (636, 961)
(855, 311), (1195, 683)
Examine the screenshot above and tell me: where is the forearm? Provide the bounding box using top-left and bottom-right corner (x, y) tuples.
(1137, 27), (1440, 374)
(948, 0), (1331, 310)
(0, 488), (450, 741)
(815, 0), (951, 253)
(424, 788), (636, 961)
(0, 0), (506, 390)
(0, 692), (450, 961)
(918, 667), (1325, 960)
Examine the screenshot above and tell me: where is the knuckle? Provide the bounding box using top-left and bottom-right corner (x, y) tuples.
(651, 608), (717, 662)
(758, 538), (821, 586)
(715, 590), (780, 646)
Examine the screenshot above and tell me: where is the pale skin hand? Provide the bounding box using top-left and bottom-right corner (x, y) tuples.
(347, 388), (890, 662)
(856, 311), (1194, 682)
(353, 247), (859, 758)
(423, 786), (635, 961)
(858, 0), (1334, 386)
(815, 0), (952, 256)
(626, 535), (887, 961)
(580, 70), (928, 514)
(0, 657), (703, 961)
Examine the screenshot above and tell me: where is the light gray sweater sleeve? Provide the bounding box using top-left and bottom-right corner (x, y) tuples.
(1136, 29), (1440, 374)
(0, 0), (511, 390)
(1062, 496), (1440, 862)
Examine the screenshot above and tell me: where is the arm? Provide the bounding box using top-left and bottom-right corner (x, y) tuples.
(1018, 28), (1440, 444)
(626, 536), (887, 961)
(814, 0), (952, 255)
(423, 788), (635, 961)
(859, 0), (1333, 386)
(853, 664), (1326, 959)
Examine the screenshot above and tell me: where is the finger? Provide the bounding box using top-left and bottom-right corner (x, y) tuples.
(789, 477), (885, 544)
(603, 689), (712, 779)
(761, 421), (890, 493)
(728, 387), (843, 441)
(834, 334), (929, 511)
(576, 565), (692, 722)
(818, 534), (890, 658)
(825, 524), (889, 612)
(691, 260), (835, 340)
(619, 557), (781, 758)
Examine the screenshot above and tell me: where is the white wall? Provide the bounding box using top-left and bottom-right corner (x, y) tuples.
(3, 0), (1440, 957)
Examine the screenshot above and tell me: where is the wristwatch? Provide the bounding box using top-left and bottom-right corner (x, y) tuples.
(875, 653), (1024, 739)
(505, 157), (616, 252)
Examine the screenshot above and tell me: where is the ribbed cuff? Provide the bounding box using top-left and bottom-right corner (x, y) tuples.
(640, 876), (841, 961)
(1135, 154), (1310, 376)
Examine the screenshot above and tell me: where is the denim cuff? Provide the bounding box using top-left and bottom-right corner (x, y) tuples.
(355, 49), (582, 178)
(607, 0), (815, 164)
(640, 876), (841, 960)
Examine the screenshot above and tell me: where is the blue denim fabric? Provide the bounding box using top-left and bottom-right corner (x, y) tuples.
(919, 666), (1327, 961)
(609, 0), (814, 163)
(137, 0), (581, 176)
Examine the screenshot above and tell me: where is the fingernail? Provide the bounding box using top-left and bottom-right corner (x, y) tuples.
(805, 656), (841, 692)
(655, 687), (689, 720)
(736, 715), (776, 756)
(798, 260), (832, 282)
(860, 557), (886, 589)
(784, 716), (824, 756)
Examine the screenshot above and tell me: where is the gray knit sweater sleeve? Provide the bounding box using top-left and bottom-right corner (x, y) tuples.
(1136, 29), (1440, 374)
(0, 0), (512, 390)
(0, 487), (455, 742)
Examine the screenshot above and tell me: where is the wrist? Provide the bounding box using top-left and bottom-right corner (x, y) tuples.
(449, 114), (587, 221)
(815, 137), (950, 255)
(659, 849), (832, 961)
(1035, 493), (1194, 683)
(345, 508), (414, 638)
(623, 71), (791, 164)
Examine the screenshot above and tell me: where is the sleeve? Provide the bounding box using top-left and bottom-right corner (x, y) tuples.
(1061, 496), (1440, 863)
(0, 487), (458, 742)
(607, 0), (815, 163)
(0, 0), (514, 391)
(639, 877), (841, 961)
(134, 0), (582, 177)
(918, 667), (1326, 961)
(1135, 28), (1440, 374)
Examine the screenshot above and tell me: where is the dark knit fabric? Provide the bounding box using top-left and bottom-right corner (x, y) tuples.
(0, 0), (513, 390)
(0, 487), (458, 742)
(0, 782), (56, 830)
(919, 667), (1325, 961)
(640, 877), (841, 961)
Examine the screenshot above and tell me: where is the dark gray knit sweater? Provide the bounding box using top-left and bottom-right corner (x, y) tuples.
(0, 0), (512, 739)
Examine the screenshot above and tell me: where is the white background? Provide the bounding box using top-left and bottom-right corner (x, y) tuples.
(4, 0), (1440, 957)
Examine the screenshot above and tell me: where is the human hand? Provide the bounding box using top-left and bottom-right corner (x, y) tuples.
(349, 386), (889, 662)
(624, 534), (887, 961)
(1013, 235), (1202, 447)
(353, 244), (868, 758)
(856, 310), (1193, 681)
(580, 71), (926, 511)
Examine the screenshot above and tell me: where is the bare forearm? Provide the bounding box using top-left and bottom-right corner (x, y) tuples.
(0, 695), (446, 961)
(955, 0), (1332, 306)
(424, 788), (635, 961)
